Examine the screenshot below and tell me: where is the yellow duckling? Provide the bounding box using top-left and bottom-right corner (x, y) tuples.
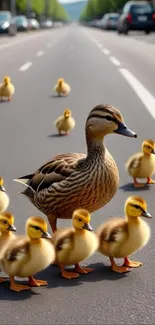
(53, 78), (71, 96)
(0, 216), (55, 292)
(125, 139), (155, 187)
(0, 76), (15, 101)
(0, 212), (16, 283)
(96, 196), (151, 274)
(52, 209), (98, 279)
(54, 109), (76, 136)
(0, 177), (9, 213)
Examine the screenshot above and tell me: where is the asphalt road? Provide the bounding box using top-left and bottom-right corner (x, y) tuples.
(0, 24), (155, 324)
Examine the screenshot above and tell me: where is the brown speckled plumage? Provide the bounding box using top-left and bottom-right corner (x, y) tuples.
(15, 104), (134, 233)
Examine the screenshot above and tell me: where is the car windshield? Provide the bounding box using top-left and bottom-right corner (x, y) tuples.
(0, 13), (9, 21)
(16, 17), (26, 23)
(131, 4), (153, 14)
(108, 16), (119, 20)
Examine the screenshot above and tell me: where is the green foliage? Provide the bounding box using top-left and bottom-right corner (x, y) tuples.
(80, 0), (127, 20)
(15, 0), (70, 21)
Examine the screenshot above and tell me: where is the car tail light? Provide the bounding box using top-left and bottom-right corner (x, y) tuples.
(127, 13), (132, 23)
(152, 13), (155, 21)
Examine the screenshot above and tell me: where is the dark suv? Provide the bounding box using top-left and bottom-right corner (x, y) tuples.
(117, 1), (155, 34)
(0, 11), (17, 36)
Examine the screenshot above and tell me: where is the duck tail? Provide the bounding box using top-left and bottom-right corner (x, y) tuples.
(13, 174), (34, 186)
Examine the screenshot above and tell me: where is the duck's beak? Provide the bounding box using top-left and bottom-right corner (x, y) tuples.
(114, 121), (137, 138)
(41, 231), (52, 239)
(8, 224), (16, 232)
(0, 185), (5, 192)
(83, 223), (93, 231)
(142, 210), (152, 218)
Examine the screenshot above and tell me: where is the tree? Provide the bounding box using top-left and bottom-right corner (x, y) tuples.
(79, 0), (128, 21)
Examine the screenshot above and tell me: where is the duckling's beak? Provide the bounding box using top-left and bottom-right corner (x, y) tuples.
(83, 223), (93, 231)
(41, 231), (52, 239)
(142, 210), (152, 218)
(0, 185), (5, 192)
(8, 224), (16, 232)
(114, 121), (137, 138)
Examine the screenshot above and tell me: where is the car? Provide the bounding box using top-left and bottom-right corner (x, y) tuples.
(27, 18), (40, 30)
(14, 15), (28, 32)
(40, 20), (53, 29)
(100, 13), (120, 30)
(117, 1), (155, 34)
(0, 11), (17, 36)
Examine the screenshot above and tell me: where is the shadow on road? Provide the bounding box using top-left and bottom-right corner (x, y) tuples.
(0, 280), (39, 301)
(49, 95), (66, 98)
(119, 183), (150, 192)
(0, 262), (129, 300)
(48, 133), (66, 138)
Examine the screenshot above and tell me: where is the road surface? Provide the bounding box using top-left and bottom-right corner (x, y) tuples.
(0, 24), (155, 324)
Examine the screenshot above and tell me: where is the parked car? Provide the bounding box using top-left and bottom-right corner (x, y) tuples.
(14, 15), (28, 31)
(0, 11), (17, 36)
(117, 1), (155, 34)
(28, 18), (40, 30)
(40, 20), (53, 29)
(100, 13), (120, 30)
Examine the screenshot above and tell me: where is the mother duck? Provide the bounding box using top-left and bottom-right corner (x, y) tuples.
(14, 104), (137, 233)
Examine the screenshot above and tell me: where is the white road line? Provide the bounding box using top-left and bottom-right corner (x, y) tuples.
(97, 43), (102, 49)
(119, 68), (155, 119)
(110, 56), (121, 66)
(36, 50), (44, 57)
(19, 62), (32, 72)
(102, 48), (110, 55)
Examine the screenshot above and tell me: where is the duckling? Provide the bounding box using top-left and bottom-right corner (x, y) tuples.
(53, 78), (71, 97)
(51, 209), (98, 279)
(54, 109), (75, 135)
(125, 139), (155, 187)
(96, 196), (151, 274)
(0, 177), (9, 213)
(0, 212), (16, 283)
(0, 76), (15, 101)
(0, 216), (55, 292)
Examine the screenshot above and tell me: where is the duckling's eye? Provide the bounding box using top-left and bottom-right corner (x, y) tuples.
(3, 221), (7, 224)
(78, 218), (82, 222)
(104, 116), (113, 121)
(33, 226), (40, 231)
(133, 205), (140, 209)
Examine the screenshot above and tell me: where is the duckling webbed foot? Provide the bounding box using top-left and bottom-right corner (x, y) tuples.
(8, 97), (11, 101)
(133, 178), (145, 188)
(60, 263), (79, 279)
(10, 277), (31, 292)
(110, 257), (131, 273)
(123, 257), (142, 268)
(74, 263), (94, 274)
(28, 276), (48, 287)
(146, 177), (155, 184)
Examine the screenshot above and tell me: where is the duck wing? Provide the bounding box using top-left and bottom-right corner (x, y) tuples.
(14, 153), (86, 194)
(125, 152), (143, 173)
(97, 218), (128, 243)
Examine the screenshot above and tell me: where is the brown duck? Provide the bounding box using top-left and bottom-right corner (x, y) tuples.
(14, 104), (137, 233)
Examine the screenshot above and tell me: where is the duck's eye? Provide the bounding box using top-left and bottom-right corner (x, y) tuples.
(3, 221), (7, 224)
(105, 116), (113, 121)
(78, 218), (82, 222)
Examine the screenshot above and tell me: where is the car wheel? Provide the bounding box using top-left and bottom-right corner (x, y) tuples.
(122, 22), (128, 35)
(145, 30), (150, 34)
